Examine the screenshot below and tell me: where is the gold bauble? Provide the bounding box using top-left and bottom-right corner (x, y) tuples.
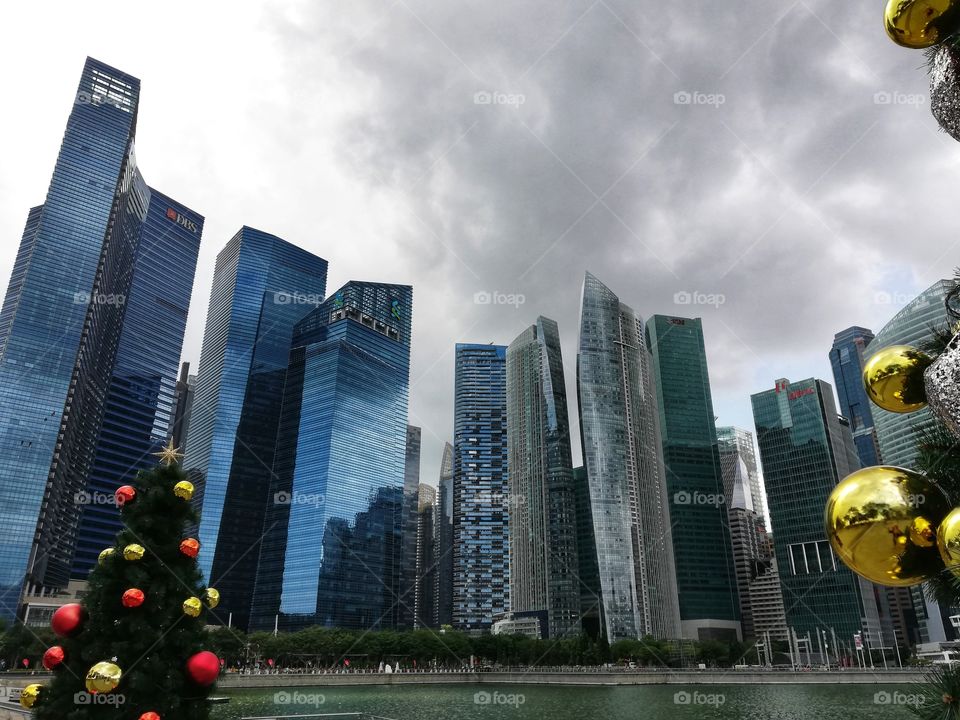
(98, 547), (115, 565)
(173, 480), (194, 500)
(204, 588), (220, 609)
(183, 596), (202, 617)
(938, 507), (960, 574)
(123, 543), (145, 561)
(85, 661), (122, 694)
(863, 345), (931, 413)
(884, 0), (960, 49)
(19, 683), (42, 709)
(825, 465), (950, 586)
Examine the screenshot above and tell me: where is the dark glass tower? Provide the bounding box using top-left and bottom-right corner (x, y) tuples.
(751, 378), (885, 642)
(70, 188), (202, 579)
(398, 425), (422, 628)
(506, 317), (581, 638)
(452, 344), (510, 633)
(183, 229), (328, 630)
(572, 465), (602, 637)
(250, 281), (412, 631)
(415, 483), (437, 628)
(829, 326), (880, 468)
(577, 273), (680, 641)
(434, 442), (455, 627)
(170, 361), (196, 453)
(646, 315), (740, 641)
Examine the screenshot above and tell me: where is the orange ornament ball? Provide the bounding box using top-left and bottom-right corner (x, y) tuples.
(179, 538), (200, 558)
(122, 588), (145, 608)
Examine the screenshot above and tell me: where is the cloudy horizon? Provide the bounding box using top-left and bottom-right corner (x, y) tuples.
(1, 0), (956, 488)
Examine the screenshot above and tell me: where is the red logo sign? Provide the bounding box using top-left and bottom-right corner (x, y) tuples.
(166, 208), (178, 221)
(166, 208), (198, 234)
(788, 388), (815, 401)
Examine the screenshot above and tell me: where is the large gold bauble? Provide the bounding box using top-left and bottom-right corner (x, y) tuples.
(85, 661), (122, 694)
(123, 543), (145, 561)
(825, 465), (950, 586)
(863, 345), (931, 413)
(183, 596), (202, 617)
(98, 547), (115, 565)
(174, 480), (194, 501)
(938, 507), (960, 574)
(884, 0), (960, 49)
(204, 588), (220, 609)
(19, 683), (42, 708)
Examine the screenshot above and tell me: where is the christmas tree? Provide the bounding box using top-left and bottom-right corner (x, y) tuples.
(24, 443), (222, 719)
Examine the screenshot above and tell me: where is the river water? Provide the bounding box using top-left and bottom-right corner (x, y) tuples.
(214, 683), (924, 719)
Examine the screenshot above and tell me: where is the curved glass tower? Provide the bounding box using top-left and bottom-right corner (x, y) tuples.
(576, 272), (680, 641)
(866, 280), (953, 468)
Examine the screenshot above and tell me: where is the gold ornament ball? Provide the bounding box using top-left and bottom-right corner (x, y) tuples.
(174, 480), (194, 500)
(938, 507), (960, 574)
(863, 345), (931, 413)
(98, 547), (115, 565)
(183, 596), (202, 617)
(19, 684), (42, 709)
(85, 661), (122, 694)
(825, 465), (950, 586)
(204, 588), (220, 609)
(123, 543), (145, 561)
(884, 0), (960, 49)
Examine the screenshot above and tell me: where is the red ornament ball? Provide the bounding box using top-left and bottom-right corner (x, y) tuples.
(122, 588), (145, 608)
(42, 646), (65, 670)
(185, 651), (220, 686)
(51, 604), (85, 638)
(115, 485), (136, 506)
(179, 538), (200, 558)
(138, 713), (161, 720)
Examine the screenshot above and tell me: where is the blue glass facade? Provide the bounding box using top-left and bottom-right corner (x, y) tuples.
(0, 59), (140, 618)
(183, 229), (328, 629)
(434, 441), (455, 627)
(71, 188), (202, 578)
(399, 425), (422, 628)
(829, 326), (880, 468)
(250, 281), (412, 631)
(452, 344), (510, 633)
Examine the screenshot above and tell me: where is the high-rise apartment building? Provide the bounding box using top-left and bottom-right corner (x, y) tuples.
(398, 425), (422, 628)
(434, 442), (455, 627)
(506, 317), (581, 639)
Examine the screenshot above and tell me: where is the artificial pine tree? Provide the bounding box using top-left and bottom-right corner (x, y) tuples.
(27, 444), (222, 719)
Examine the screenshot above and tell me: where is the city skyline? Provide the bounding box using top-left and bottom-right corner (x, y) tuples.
(1, 1), (952, 493)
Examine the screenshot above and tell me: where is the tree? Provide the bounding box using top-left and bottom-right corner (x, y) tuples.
(32, 460), (221, 719)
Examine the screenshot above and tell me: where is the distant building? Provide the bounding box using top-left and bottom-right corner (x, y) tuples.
(647, 315), (740, 642)
(492, 612), (543, 639)
(452, 343), (509, 633)
(183, 228), (328, 630)
(415, 483), (437, 628)
(434, 442), (455, 628)
(716, 426), (765, 526)
(506, 317), (581, 638)
(399, 425), (422, 628)
(829, 327), (881, 468)
(577, 273), (680, 641)
(572, 465), (602, 638)
(748, 554), (789, 643)
(170, 361), (196, 453)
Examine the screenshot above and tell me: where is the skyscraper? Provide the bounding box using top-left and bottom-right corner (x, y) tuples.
(577, 273), (680, 641)
(751, 378), (886, 642)
(250, 281), (412, 631)
(183, 229), (328, 630)
(647, 315), (740, 641)
(716, 426), (765, 526)
(415, 483), (437, 629)
(170, 361), (197, 453)
(434, 442), (455, 627)
(70, 189), (202, 580)
(453, 343), (510, 633)
(506, 317), (581, 639)
(572, 465), (602, 637)
(399, 425), (422, 628)
(829, 326), (881, 468)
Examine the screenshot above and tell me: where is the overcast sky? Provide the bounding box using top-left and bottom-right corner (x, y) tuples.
(1, 0), (957, 489)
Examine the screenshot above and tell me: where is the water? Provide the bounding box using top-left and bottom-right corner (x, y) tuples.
(214, 683), (922, 719)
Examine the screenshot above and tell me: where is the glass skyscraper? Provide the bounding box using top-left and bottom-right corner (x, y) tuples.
(434, 442), (455, 627)
(577, 273), (680, 641)
(572, 465), (602, 637)
(452, 343), (510, 633)
(399, 425), (422, 628)
(71, 187), (202, 579)
(506, 317), (581, 639)
(250, 281), (412, 632)
(716, 426), (765, 526)
(866, 280), (953, 468)
(647, 315), (740, 641)
(751, 378), (886, 642)
(415, 483), (437, 629)
(829, 326), (881, 468)
(183, 229), (328, 629)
